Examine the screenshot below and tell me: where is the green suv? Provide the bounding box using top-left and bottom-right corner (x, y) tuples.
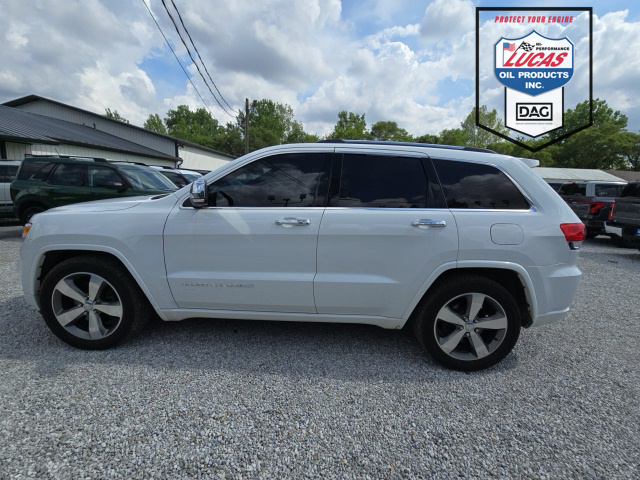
(11, 157), (177, 224)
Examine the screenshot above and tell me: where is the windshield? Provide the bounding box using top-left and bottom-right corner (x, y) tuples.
(119, 166), (178, 191)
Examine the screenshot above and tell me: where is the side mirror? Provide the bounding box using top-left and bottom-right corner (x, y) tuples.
(190, 178), (208, 208)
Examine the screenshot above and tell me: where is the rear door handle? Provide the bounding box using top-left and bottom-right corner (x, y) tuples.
(275, 217), (311, 227)
(412, 219), (446, 228)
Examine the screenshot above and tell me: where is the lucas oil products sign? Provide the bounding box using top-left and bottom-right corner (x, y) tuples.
(475, 7), (592, 152)
(495, 30), (573, 138)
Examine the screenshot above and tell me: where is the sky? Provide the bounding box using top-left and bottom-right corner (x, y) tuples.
(1, 0), (639, 138)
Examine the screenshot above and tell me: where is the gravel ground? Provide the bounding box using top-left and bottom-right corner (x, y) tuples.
(0, 227), (638, 479)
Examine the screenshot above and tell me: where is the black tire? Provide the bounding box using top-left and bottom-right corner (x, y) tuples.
(21, 205), (46, 225)
(39, 256), (152, 349)
(413, 275), (521, 371)
(585, 229), (599, 239)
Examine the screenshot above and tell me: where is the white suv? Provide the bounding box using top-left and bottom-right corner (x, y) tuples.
(20, 141), (585, 371)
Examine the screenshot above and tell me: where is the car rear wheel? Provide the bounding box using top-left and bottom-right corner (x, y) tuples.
(39, 256), (151, 349)
(413, 275), (521, 371)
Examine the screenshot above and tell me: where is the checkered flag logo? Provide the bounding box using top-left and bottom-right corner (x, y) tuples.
(519, 41), (535, 52)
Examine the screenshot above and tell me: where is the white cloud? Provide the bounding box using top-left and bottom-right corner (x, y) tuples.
(0, 0), (638, 138)
(420, 0), (475, 41)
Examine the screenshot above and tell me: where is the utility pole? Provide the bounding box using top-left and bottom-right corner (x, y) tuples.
(245, 98), (249, 154)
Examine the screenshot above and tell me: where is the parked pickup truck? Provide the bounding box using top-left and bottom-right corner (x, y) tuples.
(604, 182), (640, 249)
(558, 181), (626, 238)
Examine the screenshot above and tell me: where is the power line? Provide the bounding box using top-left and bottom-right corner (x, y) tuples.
(169, 0), (236, 113)
(140, 0), (216, 120)
(160, 0), (235, 118)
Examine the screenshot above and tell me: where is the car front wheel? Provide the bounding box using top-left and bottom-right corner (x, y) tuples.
(39, 256), (151, 349)
(413, 275), (521, 371)
(21, 205), (45, 225)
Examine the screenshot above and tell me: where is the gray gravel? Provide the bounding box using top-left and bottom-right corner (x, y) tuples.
(1, 228), (638, 479)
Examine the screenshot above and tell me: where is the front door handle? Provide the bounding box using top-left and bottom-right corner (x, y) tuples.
(412, 219), (446, 228)
(275, 217), (311, 227)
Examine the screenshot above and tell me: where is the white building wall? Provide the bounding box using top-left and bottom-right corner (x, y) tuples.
(178, 144), (233, 172)
(14, 100), (176, 156)
(29, 144), (176, 167)
(4, 142), (32, 159)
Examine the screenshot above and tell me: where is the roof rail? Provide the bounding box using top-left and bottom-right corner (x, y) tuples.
(26, 154), (110, 162)
(109, 160), (150, 166)
(317, 139), (496, 154)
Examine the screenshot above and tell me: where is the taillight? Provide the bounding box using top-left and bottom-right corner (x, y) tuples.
(608, 202), (616, 221)
(579, 201), (606, 215)
(560, 223), (586, 250)
(590, 202), (606, 215)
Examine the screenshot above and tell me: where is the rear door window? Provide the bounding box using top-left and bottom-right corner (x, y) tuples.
(432, 159), (530, 209)
(48, 164), (86, 186)
(336, 154), (431, 208)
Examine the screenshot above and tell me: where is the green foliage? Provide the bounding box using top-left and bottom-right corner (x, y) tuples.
(329, 111), (369, 139)
(134, 97), (631, 169)
(165, 106), (221, 144)
(414, 134), (439, 144)
(619, 131), (640, 171)
(460, 106), (506, 148)
(104, 108), (129, 124)
(143, 113), (167, 134)
(550, 99), (631, 169)
(370, 121), (412, 142)
(236, 99), (315, 153)
(438, 128), (467, 146)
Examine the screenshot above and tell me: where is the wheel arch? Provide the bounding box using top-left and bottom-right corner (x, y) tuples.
(34, 247), (162, 314)
(16, 200), (49, 220)
(403, 262), (536, 328)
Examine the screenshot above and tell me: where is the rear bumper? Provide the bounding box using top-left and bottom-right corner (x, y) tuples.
(604, 222), (622, 237)
(606, 222), (640, 244)
(528, 263), (582, 328)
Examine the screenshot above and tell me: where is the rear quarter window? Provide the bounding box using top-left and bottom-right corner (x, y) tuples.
(432, 159), (530, 210)
(595, 184), (625, 197)
(17, 161), (55, 181)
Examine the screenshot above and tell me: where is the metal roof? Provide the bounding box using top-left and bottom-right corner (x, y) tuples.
(532, 167), (626, 182)
(0, 106), (177, 161)
(3, 94), (235, 159)
(603, 170), (640, 182)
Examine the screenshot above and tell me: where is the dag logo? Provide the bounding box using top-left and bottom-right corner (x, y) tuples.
(494, 30), (573, 96)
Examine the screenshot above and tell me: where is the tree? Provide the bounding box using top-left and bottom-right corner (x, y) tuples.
(164, 105), (224, 149)
(414, 134), (439, 144)
(143, 113), (167, 134)
(285, 120), (319, 144)
(369, 121), (412, 142)
(104, 108), (129, 124)
(236, 99), (312, 152)
(460, 106), (506, 148)
(548, 98), (628, 142)
(439, 128), (467, 146)
(329, 111), (368, 140)
(620, 131), (640, 171)
(551, 99), (631, 169)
